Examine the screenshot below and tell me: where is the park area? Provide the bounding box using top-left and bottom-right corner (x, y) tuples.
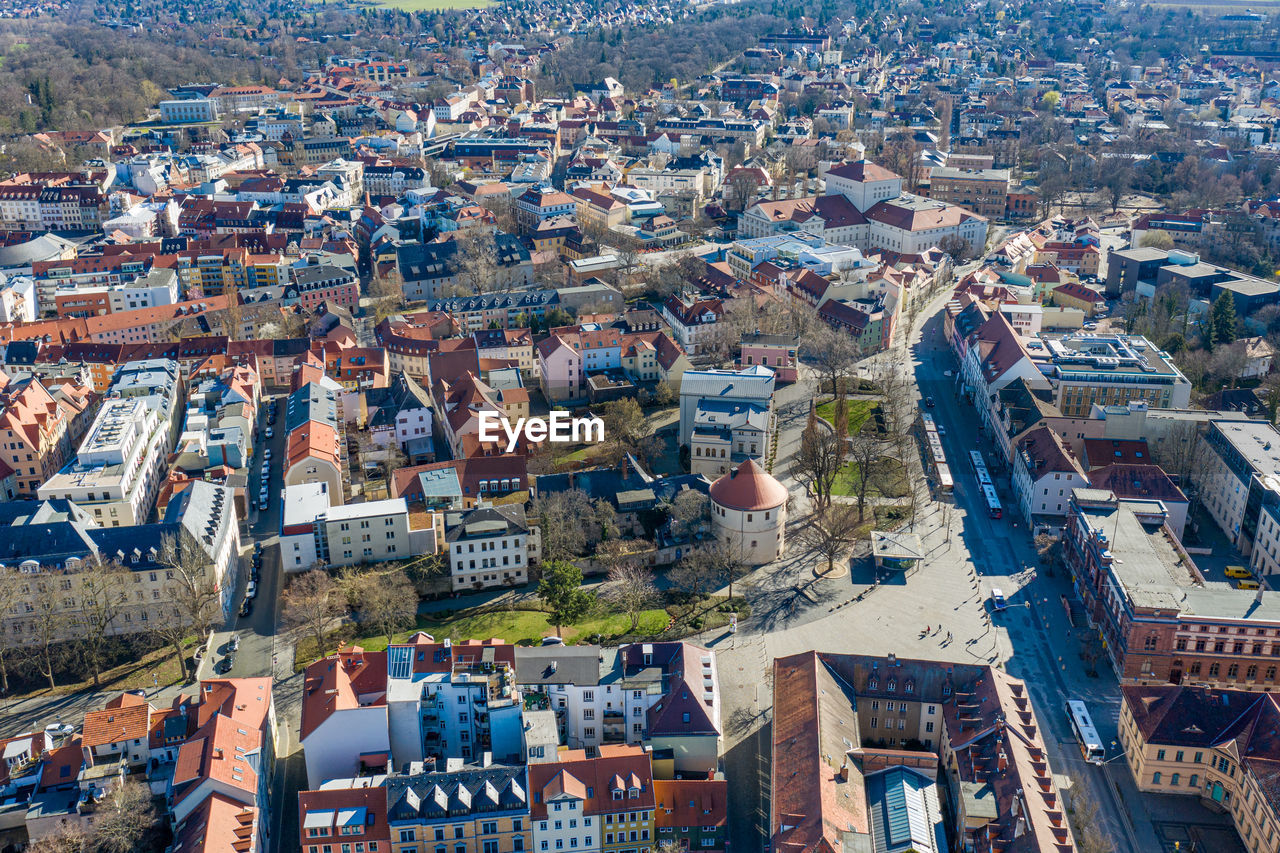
(814, 393), (912, 499)
(292, 594), (748, 667)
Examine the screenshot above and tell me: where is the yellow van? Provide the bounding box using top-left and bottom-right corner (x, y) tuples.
(1237, 579), (1261, 590)
(1226, 566), (1254, 579)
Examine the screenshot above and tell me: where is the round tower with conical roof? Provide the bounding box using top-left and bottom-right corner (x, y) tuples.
(709, 458), (787, 564)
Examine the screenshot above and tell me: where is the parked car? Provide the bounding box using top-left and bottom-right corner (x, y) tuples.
(216, 655), (234, 674)
(245, 581), (257, 599)
(265, 427), (274, 439)
(540, 636), (565, 646)
(239, 600), (253, 618)
(990, 588), (1008, 611)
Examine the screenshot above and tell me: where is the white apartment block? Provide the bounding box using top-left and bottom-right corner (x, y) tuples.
(445, 504), (540, 591)
(532, 795), (594, 853)
(0, 275), (36, 323)
(37, 397), (170, 527)
(279, 483), (437, 571)
(1199, 420), (1280, 557)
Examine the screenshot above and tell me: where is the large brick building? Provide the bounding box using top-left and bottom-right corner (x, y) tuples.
(1064, 488), (1280, 690)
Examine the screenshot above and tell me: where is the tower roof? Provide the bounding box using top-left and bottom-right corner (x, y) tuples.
(709, 459), (787, 511)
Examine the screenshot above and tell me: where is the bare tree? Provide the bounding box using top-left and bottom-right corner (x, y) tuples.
(598, 397), (660, 466)
(673, 540), (748, 600)
(1209, 341), (1249, 388)
(24, 824), (89, 853)
(846, 422), (887, 522)
(1066, 780), (1103, 853)
(1139, 229), (1175, 250)
(807, 324), (859, 396)
(937, 234), (972, 261)
(153, 530), (225, 683)
(725, 170), (759, 212)
(1149, 419), (1211, 508)
(371, 268), (407, 321)
(532, 489), (599, 560)
(614, 238), (644, 293)
(74, 557), (130, 687)
(667, 488), (710, 540)
(453, 228), (499, 295)
(282, 568), (346, 660)
(93, 779), (157, 853)
(600, 544), (659, 631)
(0, 564), (23, 692)
(669, 544), (720, 599)
(799, 504), (861, 575)
(24, 594), (63, 691)
(795, 420), (843, 512)
(348, 568), (418, 646)
(875, 135), (920, 190)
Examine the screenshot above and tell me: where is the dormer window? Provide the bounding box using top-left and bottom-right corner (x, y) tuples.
(868, 677), (878, 690)
(887, 679), (896, 692)
(628, 788), (639, 799)
(612, 790), (623, 801)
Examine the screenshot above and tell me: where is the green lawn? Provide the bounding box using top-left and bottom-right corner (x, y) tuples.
(300, 606), (670, 661)
(416, 608), (672, 644)
(816, 398), (879, 433)
(831, 456), (909, 498)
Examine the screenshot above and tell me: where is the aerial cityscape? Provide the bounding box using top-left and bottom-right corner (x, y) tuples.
(2, 0), (1280, 851)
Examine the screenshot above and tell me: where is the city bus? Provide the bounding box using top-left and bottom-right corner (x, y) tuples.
(1066, 699), (1106, 765)
(981, 484), (1002, 519)
(936, 463), (954, 496)
(968, 450), (986, 473)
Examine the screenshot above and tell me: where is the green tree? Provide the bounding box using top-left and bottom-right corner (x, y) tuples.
(1211, 291), (1238, 346)
(537, 559), (593, 637)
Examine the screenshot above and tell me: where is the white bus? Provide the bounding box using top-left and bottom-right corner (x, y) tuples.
(1066, 699), (1105, 764)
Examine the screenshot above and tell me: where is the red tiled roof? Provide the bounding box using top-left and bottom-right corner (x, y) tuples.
(528, 744), (654, 820)
(709, 460), (787, 511)
(82, 693), (153, 748)
(654, 779), (727, 830)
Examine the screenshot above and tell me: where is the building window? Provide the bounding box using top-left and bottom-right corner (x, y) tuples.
(1152, 772), (1162, 785)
